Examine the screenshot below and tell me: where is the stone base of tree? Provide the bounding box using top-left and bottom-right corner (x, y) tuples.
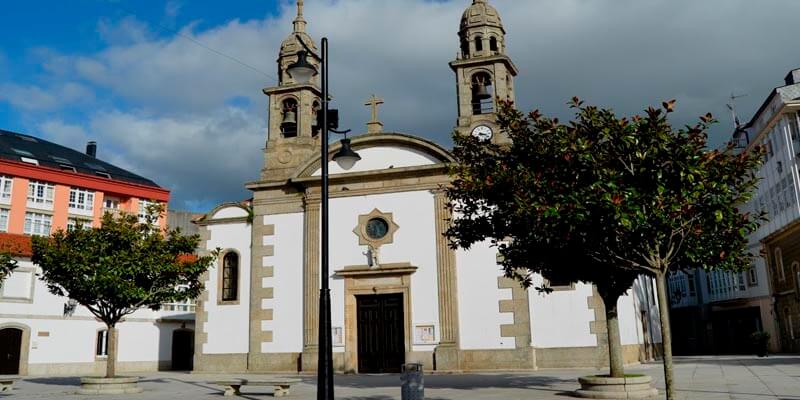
(77, 377), (143, 395)
(573, 375), (658, 399)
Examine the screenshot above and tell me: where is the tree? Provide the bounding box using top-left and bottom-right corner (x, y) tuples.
(0, 253), (18, 289)
(447, 99), (764, 399)
(31, 207), (217, 378)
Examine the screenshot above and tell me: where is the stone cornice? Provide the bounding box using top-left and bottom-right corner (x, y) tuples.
(334, 263), (417, 278)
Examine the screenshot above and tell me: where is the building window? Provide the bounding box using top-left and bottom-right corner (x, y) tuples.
(687, 272), (696, 297)
(96, 329), (108, 357)
(737, 272), (746, 291)
(138, 199), (158, 224)
(27, 180), (54, 209)
(748, 266), (758, 286)
(0, 176), (13, 203)
(474, 35), (483, 52)
(68, 188), (95, 212)
(221, 252), (239, 302)
(104, 198), (120, 209)
(0, 208), (8, 232)
(787, 310), (795, 340)
(489, 36), (498, 53)
(67, 218), (91, 231)
(776, 248), (785, 281)
(24, 212), (51, 236)
(281, 98), (298, 138)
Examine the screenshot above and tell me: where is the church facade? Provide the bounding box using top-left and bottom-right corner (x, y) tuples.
(194, 0), (662, 374)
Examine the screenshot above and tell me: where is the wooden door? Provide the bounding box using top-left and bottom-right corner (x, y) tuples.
(0, 328), (22, 375)
(171, 329), (194, 371)
(357, 293), (405, 373)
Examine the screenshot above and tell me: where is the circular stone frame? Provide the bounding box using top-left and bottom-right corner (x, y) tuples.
(353, 209), (399, 249)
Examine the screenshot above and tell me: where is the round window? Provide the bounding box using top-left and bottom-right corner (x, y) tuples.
(365, 218), (389, 240)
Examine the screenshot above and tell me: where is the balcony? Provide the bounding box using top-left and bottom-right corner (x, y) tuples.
(668, 272), (698, 308)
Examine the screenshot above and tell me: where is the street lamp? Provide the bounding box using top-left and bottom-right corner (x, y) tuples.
(288, 36), (360, 400)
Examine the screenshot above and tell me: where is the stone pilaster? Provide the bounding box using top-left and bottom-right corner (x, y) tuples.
(301, 199), (320, 371)
(588, 285), (610, 369)
(497, 275), (536, 370)
(432, 190), (462, 370)
(249, 215), (276, 362)
(194, 226), (211, 363)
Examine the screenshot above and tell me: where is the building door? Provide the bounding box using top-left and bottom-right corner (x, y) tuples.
(357, 293), (405, 373)
(0, 328), (22, 375)
(171, 329), (194, 371)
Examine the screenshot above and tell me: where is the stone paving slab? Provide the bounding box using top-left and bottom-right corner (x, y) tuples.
(1, 356), (799, 399)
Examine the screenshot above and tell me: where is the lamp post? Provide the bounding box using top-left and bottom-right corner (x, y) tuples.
(288, 36), (360, 400)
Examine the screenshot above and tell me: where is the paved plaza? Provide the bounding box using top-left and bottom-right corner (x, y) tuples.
(3, 356), (800, 399)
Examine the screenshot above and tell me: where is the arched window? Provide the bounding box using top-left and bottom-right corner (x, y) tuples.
(460, 39), (470, 59)
(489, 37), (499, 53)
(281, 98), (298, 138)
(221, 252), (239, 302)
(786, 308), (795, 340)
(471, 72), (494, 115)
(96, 329), (108, 357)
(775, 248), (785, 281)
(474, 36), (483, 53)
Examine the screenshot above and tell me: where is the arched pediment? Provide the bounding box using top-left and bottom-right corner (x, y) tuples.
(292, 133), (453, 179)
(200, 203), (251, 222)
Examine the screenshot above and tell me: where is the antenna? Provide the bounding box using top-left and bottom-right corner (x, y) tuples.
(726, 93), (748, 130)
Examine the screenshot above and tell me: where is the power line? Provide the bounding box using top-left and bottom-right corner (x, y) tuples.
(111, 3), (279, 83)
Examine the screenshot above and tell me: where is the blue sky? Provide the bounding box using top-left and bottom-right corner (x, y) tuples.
(1, 0), (799, 212)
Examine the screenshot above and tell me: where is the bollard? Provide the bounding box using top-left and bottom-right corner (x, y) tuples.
(401, 363), (424, 400)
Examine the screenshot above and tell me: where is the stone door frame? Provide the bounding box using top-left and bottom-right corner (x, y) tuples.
(0, 323), (30, 376)
(336, 263), (417, 374)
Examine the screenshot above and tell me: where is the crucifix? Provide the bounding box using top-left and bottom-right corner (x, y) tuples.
(365, 95), (384, 134)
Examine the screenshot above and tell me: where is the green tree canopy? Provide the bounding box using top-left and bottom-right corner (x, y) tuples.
(0, 253), (17, 289)
(31, 207), (216, 377)
(446, 99), (764, 397)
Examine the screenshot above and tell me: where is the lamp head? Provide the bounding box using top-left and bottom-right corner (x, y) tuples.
(332, 138), (361, 170)
(287, 50), (317, 84)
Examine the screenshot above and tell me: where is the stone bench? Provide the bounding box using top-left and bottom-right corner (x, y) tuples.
(212, 378), (302, 397)
(0, 379), (16, 393)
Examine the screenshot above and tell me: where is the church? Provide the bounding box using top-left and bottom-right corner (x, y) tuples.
(194, 0), (662, 374)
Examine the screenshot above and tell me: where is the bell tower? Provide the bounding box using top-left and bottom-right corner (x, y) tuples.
(262, 0), (323, 181)
(450, 0), (518, 144)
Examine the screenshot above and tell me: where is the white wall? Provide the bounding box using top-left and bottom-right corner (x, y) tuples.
(528, 276), (596, 348)
(328, 190), (441, 352)
(203, 220), (251, 354)
(456, 242), (515, 350)
(261, 212), (304, 353)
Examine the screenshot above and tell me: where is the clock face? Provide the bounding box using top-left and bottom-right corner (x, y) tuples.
(471, 125), (493, 142)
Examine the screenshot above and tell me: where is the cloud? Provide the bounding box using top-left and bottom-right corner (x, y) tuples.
(2, 0), (799, 210)
(0, 82), (94, 111)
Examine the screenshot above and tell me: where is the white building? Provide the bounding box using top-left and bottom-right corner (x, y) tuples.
(668, 68), (800, 354)
(1, 257), (194, 375)
(194, 0), (662, 374)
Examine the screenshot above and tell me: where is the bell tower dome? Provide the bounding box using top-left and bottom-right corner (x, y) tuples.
(450, 0), (518, 144)
(261, 0), (323, 181)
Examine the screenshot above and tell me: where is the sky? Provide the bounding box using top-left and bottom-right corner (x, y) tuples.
(1, 0), (799, 212)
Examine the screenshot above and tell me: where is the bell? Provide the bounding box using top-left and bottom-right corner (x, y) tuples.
(473, 83), (491, 100)
(282, 110), (297, 125)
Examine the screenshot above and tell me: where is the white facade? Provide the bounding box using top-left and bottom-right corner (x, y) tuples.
(197, 137), (662, 373)
(1, 259), (194, 376)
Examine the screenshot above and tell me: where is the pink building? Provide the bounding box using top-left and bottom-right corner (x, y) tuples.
(0, 129), (169, 237)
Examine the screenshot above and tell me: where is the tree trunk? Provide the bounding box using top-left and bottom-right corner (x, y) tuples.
(602, 295), (625, 378)
(106, 326), (117, 378)
(654, 272), (675, 400)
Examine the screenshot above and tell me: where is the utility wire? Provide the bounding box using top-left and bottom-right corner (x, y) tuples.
(111, 2), (279, 83)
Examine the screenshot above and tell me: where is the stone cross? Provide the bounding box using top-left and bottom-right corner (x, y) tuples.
(365, 95), (384, 134)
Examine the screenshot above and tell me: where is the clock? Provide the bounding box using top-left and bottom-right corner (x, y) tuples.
(471, 125), (493, 142)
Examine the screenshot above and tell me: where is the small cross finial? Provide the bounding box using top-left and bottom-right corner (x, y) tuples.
(297, 0), (304, 16)
(365, 95), (385, 134)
